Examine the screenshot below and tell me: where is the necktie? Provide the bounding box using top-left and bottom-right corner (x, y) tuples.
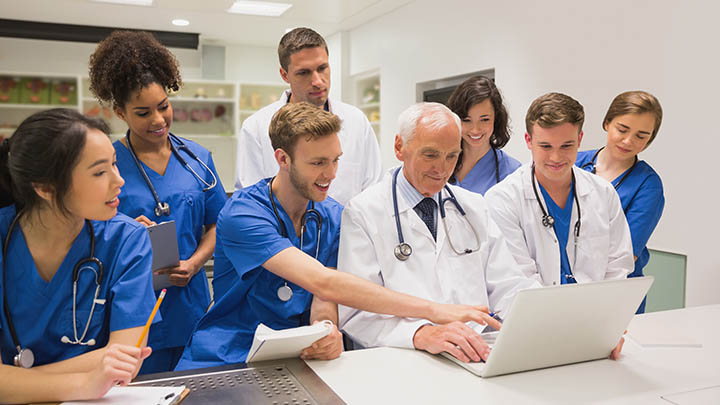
(414, 197), (437, 240)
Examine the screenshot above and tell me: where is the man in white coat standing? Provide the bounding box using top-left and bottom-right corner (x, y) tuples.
(485, 92), (634, 288)
(338, 103), (540, 363)
(235, 27), (382, 206)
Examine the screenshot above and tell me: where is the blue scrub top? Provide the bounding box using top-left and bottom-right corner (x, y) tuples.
(175, 178), (343, 370)
(451, 148), (521, 195)
(576, 150), (665, 278)
(538, 182), (576, 284)
(114, 135), (227, 349)
(0, 205), (159, 366)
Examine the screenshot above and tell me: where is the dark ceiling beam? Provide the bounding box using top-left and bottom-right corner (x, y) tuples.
(0, 19), (199, 49)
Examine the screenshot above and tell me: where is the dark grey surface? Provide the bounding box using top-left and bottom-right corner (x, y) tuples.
(133, 358), (345, 405)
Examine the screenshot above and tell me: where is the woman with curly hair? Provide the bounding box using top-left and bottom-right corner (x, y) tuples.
(89, 31), (227, 373)
(447, 76), (521, 195)
(576, 91), (665, 314)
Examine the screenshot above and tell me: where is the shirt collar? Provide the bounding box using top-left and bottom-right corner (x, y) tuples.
(283, 90), (332, 112)
(395, 166), (440, 211)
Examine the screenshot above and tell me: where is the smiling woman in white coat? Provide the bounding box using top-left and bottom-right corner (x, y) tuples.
(485, 93), (634, 287)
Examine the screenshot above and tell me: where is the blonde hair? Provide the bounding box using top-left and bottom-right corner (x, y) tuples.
(603, 91), (663, 146)
(269, 102), (341, 158)
(525, 92), (584, 136)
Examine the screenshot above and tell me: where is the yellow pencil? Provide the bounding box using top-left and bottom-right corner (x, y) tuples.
(136, 288), (166, 348)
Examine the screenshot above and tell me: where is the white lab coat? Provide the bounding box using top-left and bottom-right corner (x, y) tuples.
(338, 170), (541, 349)
(234, 90), (382, 206)
(484, 163), (633, 286)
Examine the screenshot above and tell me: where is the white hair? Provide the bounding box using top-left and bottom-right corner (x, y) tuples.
(397, 102), (462, 143)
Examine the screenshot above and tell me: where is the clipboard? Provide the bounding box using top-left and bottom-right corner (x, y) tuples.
(147, 220), (180, 290)
(61, 386), (187, 404)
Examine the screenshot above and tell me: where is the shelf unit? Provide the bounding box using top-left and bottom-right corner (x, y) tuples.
(352, 70), (381, 142)
(0, 72), (81, 137)
(238, 82), (288, 125)
(1, 72), (290, 193)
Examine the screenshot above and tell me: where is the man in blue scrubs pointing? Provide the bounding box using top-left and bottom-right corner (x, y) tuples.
(178, 102), (497, 370)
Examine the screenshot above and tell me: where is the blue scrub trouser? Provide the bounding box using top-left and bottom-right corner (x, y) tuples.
(629, 271), (647, 314)
(138, 346), (185, 375)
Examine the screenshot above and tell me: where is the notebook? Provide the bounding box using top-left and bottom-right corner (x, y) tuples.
(247, 320), (333, 363)
(441, 277), (654, 377)
(147, 220), (180, 290)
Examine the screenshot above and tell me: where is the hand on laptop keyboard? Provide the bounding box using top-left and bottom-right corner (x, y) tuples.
(413, 322), (492, 363)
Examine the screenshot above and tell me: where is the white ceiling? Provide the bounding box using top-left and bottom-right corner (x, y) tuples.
(1, 0), (413, 46)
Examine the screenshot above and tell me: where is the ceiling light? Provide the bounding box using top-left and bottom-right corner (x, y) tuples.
(92, 0), (154, 6)
(228, 1), (292, 17)
(172, 19), (190, 26)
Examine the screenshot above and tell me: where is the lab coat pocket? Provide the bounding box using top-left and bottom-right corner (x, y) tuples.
(444, 251), (488, 304)
(575, 234), (610, 281)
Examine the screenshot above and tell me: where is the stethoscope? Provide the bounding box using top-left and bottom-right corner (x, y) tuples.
(580, 147), (638, 189)
(268, 177), (322, 301)
(2, 215), (104, 368)
(530, 164), (581, 282)
(125, 131), (218, 217)
(392, 167), (482, 261)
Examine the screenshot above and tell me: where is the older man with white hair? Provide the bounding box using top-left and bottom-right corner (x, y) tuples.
(338, 103), (539, 363)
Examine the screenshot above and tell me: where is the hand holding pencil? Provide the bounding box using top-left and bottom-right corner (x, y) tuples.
(137, 288), (167, 348)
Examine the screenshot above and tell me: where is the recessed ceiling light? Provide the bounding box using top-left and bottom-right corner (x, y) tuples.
(92, 0), (154, 6)
(172, 19), (190, 26)
(228, 1), (292, 17)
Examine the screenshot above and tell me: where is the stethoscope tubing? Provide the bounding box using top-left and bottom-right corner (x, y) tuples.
(125, 131), (218, 217)
(267, 177), (322, 259)
(580, 147), (638, 190)
(392, 167), (481, 259)
(2, 214), (103, 365)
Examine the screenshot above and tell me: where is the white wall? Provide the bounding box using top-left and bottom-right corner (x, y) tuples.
(0, 37), (203, 79)
(347, 0), (719, 306)
(224, 43), (284, 84)
(0, 37), (281, 84)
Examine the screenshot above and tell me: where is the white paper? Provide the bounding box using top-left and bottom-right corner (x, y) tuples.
(61, 386), (185, 405)
(247, 321), (332, 362)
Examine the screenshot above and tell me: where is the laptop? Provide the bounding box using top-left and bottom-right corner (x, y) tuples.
(147, 220), (180, 290)
(442, 276), (654, 377)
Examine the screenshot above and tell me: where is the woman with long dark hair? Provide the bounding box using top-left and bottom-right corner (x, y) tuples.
(447, 76), (521, 194)
(0, 108), (157, 403)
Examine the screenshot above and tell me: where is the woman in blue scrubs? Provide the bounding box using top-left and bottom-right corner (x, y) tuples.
(89, 31), (227, 373)
(447, 76), (521, 194)
(576, 91), (664, 313)
(0, 109), (157, 403)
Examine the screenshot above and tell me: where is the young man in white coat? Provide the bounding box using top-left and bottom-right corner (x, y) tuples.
(484, 93), (632, 358)
(485, 92), (634, 286)
(234, 27), (381, 205)
(338, 103), (540, 363)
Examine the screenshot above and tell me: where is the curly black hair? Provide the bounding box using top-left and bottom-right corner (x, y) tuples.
(89, 30), (181, 109)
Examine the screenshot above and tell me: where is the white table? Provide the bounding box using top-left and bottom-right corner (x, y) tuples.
(307, 305), (720, 404)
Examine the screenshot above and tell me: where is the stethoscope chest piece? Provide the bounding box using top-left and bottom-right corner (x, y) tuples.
(154, 202), (171, 217)
(394, 243), (412, 261)
(542, 214), (555, 227)
(13, 347), (34, 368)
(277, 284), (293, 302)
